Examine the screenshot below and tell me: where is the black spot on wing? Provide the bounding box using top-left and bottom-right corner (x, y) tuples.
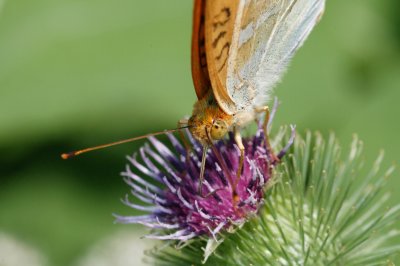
(216, 42), (230, 72)
(212, 31), (227, 48)
(212, 7), (231, 29)
(216, 42), (230, 61)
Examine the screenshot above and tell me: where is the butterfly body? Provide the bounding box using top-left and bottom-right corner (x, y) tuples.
(61, 0), (325, 200)
(189, 0), (325, 145)
(186, 0), (325, 196)
(189, 89), (260, 145)
(188, 91), (234, 145)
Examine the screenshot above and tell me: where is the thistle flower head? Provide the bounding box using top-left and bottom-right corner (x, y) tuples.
(147, 131), (400, 265)
(115, 110), (400, 265)
(115, 121), (290, 242)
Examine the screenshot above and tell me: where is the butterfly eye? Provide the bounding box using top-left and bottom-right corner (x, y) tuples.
(210, 120), (228, 140)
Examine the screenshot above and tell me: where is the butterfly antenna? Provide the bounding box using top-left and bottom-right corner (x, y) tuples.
(61, 126), (189, 159)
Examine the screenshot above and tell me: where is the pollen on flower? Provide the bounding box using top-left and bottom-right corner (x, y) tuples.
(115, 121), (294, 242)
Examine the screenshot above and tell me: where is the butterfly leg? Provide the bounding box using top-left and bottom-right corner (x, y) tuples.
(178, 120), (214, 198)
(255, 106), (279, 164)
(198, 144), (207, 196)
(233, 127), (244, 203)
(197, 141), (227, 198)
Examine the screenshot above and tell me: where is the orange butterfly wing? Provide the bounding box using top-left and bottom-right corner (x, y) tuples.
(191, 0), (211, 100)
(192, 0), (238, 114)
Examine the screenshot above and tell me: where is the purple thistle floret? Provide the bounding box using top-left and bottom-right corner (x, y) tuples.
(115, 122), (294, 241)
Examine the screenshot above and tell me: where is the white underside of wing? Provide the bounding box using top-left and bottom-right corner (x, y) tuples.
(226, 0), (325, 112)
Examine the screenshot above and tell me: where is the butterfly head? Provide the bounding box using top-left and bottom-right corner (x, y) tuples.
(188, 94), (233, 144)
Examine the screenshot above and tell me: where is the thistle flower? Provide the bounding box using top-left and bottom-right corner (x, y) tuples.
(146, 131), (400, 265)
(116, 120), (293, 247)
(116, 114), (400, 265)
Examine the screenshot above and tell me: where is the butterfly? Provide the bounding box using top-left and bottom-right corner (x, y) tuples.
(62, 0), (325, 199)
(181, 0), (325, 196)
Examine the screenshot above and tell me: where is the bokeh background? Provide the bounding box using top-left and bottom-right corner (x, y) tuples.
(0, 0), (399, 265)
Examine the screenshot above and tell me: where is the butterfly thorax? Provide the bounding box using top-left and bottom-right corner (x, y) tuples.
(188, 91), (234, 145)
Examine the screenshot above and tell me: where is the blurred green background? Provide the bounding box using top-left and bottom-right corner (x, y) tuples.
(0, 0), (399, 265)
